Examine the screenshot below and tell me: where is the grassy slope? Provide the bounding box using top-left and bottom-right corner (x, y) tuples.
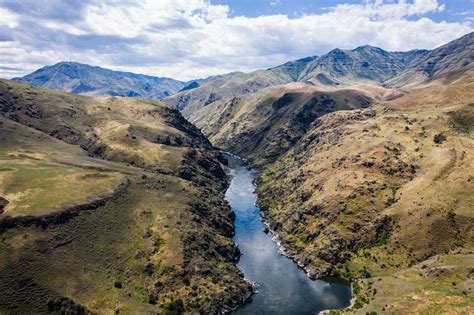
(165, 69), (295, 117)
(0, 79), (252, 314)
(257, 71), (474, 313)
(0, 118), (128, 217)
(190, 83), (373, 167)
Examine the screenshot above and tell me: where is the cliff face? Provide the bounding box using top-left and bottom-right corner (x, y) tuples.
(0, 79), (252, 314)
(257, 71), (474, 313)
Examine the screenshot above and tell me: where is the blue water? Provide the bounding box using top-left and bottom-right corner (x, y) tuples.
(225, 157), (351, 314)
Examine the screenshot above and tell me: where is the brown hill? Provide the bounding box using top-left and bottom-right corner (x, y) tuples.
(0, 79), (252, 314)
(257, 70), (474, 313)
(190, 84), (373, 167)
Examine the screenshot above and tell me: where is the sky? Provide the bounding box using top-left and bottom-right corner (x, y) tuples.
(0, 0), (472, 81)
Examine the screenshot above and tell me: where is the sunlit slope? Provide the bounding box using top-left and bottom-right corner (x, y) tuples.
(165, 69), (295, 116)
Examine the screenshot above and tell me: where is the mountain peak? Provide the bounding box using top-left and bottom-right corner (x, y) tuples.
(353, 44), (384, 52)
(13, 62), (185, 99)
(327, 48), (347, 55)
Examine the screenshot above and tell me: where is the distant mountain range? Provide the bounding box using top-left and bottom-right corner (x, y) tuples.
(187, 31), (474, 167)
(167, 32), (474, 115)
(13, 32), (474, 111)
(13, 62), (187, 99)
(12, 62), (245, 101)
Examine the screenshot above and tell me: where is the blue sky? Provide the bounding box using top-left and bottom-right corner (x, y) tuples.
(0, 0), (472, 80)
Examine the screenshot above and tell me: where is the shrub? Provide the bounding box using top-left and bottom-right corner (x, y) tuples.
(183, 275), (191, 286)
(148, 295), (157, 305)
(161, 299), (185, 314)
(373, 231), (390, 247)
(433, 133), (446, 144)
(154, 237), (165, 250)
(144, 263), (154, 276)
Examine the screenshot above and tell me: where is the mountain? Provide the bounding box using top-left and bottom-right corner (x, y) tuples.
(188, 33), (473, 169)
(166, 45), (430, 116)
(165, 69), (295, 116)
(13, 61), (186, 99)
(297, 46), (428, 85)
(257, 68), (474, 313)
(0, 79), (252, 314)
(179, 71), (245, 93)
(185, 32), (474, 314)
(388, 32), (474, 87)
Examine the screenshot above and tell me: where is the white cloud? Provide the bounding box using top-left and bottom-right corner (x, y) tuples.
(0, 0), (471, 81)
(0, 7), (19, 28)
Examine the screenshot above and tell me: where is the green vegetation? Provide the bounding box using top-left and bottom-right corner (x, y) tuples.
(161, 299), (185, 314)
(433, 133), (447, 144)
(373, 231), (390, 247)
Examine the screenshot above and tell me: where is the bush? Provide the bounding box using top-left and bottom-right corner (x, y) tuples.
(183, 275), (191, 286)
(373, 231), (390, 247)
(161, 299), (185, 314)
(114, 280), (123, 289)
(46, 297), (87, 315)
(144, 263), (154, 276)
(433, 133), (447, 144)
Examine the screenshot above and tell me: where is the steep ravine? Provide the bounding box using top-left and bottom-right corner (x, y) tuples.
(192, 70), (474, 313)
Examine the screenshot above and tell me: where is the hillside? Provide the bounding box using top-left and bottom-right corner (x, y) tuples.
(13, 62), (185, 99)
(257, 71), (474, 313)
(190, 83), (373, 167)
(0, 79), (252, 314)
(294, 46), (427, 85)
(387, 32), (474, 87)
(169, 33), (473, 117)
(189, 33), (473, 169)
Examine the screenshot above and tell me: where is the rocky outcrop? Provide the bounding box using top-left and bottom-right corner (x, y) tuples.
(0, 197), (8, 214)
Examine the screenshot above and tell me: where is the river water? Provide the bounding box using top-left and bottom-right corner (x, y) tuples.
(225, 156), (351, 314)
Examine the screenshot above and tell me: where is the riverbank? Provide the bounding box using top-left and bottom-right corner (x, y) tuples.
(225, 155), (351, 314)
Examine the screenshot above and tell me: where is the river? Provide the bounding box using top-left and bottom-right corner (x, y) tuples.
(225, 156), (352, 314)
